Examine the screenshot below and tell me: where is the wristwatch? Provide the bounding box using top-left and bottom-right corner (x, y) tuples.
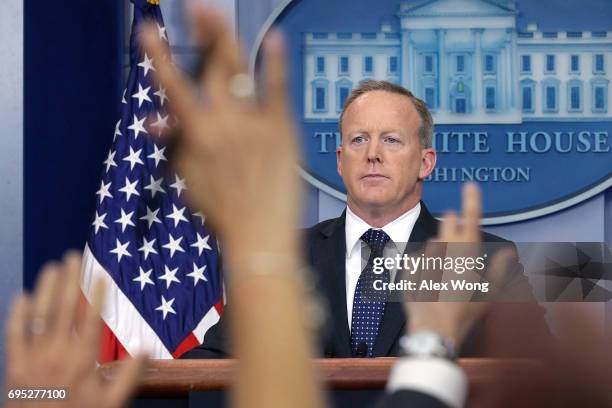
(399, 330), (457, 360)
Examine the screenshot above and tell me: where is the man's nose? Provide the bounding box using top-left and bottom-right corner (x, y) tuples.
(366, 137), (382, 163)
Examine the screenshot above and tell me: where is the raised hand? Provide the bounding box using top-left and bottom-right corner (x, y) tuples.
(5, 252), (145, 408)
(405, 183), (513, 345)
(141, 6), (301, 258)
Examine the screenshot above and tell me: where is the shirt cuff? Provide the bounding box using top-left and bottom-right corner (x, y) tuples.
(386, 357), (467, 408)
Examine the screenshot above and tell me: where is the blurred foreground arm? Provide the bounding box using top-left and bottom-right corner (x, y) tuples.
(5, 253), (145, 408)
(382, 184), (513, 408)
(142, 5), (323, 408)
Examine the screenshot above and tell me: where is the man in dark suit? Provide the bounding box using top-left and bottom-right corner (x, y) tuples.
(182, 80), (550, 361)
(182, 202), (547, 360)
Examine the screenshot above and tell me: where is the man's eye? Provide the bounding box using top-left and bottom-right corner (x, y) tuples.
(385, 137), (399, 144)
(352, 136), (366, 144)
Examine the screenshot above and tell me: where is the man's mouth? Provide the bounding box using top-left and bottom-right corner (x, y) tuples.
(362, 174), (389, 180)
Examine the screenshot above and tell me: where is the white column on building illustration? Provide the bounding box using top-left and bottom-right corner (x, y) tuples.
(401, 30), (411, 90)
(507, 28), (517, 109)
(499, 45), (506, 110)
(437, 29), (447, 111)
(473, 28), (484, 112)
(503, 41), (512, 109)
(410, 39), (417, 93)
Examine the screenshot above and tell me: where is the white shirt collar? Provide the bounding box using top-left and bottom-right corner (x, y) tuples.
(345, 202), (421, 256)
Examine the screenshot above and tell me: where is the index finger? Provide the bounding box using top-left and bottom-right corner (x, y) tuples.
(141, 22), (197, 123)
(80, 279), (106, 363)
(263, 30), (289, 115)
(54, 252), (83, 337)
(461, 182), (481, 242)
(191, 5), (247, 106)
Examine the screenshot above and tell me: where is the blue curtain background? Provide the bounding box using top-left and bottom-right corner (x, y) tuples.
(24, 0), (125, 289)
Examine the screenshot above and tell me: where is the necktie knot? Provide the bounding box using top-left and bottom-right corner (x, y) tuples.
(360, 228), (390, 254)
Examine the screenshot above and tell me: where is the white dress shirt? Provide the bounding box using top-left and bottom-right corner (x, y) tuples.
(344, 203), (421, 329)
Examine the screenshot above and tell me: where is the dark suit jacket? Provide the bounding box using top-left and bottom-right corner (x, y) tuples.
(182, 202), (551, 359)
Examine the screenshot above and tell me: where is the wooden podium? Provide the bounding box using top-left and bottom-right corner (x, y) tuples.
(100, 358), (542, 407)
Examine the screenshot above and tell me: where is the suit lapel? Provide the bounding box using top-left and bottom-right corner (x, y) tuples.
(373, 202), (439, 356)
(408, 201), (439, 243)
(315, 213), (352, 357)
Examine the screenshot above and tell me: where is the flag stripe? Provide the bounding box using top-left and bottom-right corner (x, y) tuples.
(99, 320), (131, 362)
(172, 333), (200, 358)
(79, 293), (130, 363)
(193, 303), (221, 343)
(214, 300), (224, 315)
(81, 244), (172, 359)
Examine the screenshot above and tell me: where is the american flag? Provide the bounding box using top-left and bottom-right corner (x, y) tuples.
(80, 0), (223, 361)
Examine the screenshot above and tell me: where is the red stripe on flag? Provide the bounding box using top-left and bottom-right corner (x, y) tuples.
(79, 292), (130, 363)
(214, 299), (224, 315)
(99, 323), (131, 363)
(172, 333), (200, 358)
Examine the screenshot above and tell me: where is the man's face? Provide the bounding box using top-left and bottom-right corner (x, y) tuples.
(337, 90), (435, 212)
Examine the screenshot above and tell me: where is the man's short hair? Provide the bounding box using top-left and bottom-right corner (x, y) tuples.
(338, 80), (433, 148)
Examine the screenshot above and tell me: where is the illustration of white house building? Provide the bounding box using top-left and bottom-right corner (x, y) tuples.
(302, 0), (611, 124)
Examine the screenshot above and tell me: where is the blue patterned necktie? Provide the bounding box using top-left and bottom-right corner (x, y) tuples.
(350, 228), (391, 357)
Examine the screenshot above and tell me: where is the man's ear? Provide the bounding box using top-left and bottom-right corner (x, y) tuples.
(336, 147), (343, 177)
(418, 148), (436, 180)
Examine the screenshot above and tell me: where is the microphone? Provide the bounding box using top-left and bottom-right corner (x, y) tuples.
(356, 342), (368, 357)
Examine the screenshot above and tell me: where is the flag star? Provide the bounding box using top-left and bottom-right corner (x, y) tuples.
(191, 233), (212, 256)
(128, 114), (148, 139)
(144, 175), (166, 198)
(118, 177), (140, 201)
(138, 237), (158, 260)
(147, 144), (167, 167)
(151, 112), (170, 137)
(158, 265), (181, 289)
(133, 267), (154, 291)
(170, 174), (187, 197)
(157, 23), (168, 41)
(155, 296), (176, 320)
(114, 119), (122, 141)
(103, 150), (117, 173)
(154, 86), (168, 106)
(187, 262), (208, 286)
(162, 234), (185, 258)
(96, 181), (113, 203)
(92, 211), (108, 234)
(166, 204), (188, 227)
(110, 238), (131, 262)
(138, 53), (155, 77)
(131, 83), (152, 108)
(193, 212), (206, 225)
(121, 89), (127, 104)
(139, 206), (162, 228)
(122, 146), (144, 170)
(114, 208), (136, 232)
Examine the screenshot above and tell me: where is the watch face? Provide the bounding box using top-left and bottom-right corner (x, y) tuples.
(411, 332), (441, 354)
(403, 331), (453, 358)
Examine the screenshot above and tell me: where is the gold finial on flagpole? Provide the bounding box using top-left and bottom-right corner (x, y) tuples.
(147, 0), (160, 5)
